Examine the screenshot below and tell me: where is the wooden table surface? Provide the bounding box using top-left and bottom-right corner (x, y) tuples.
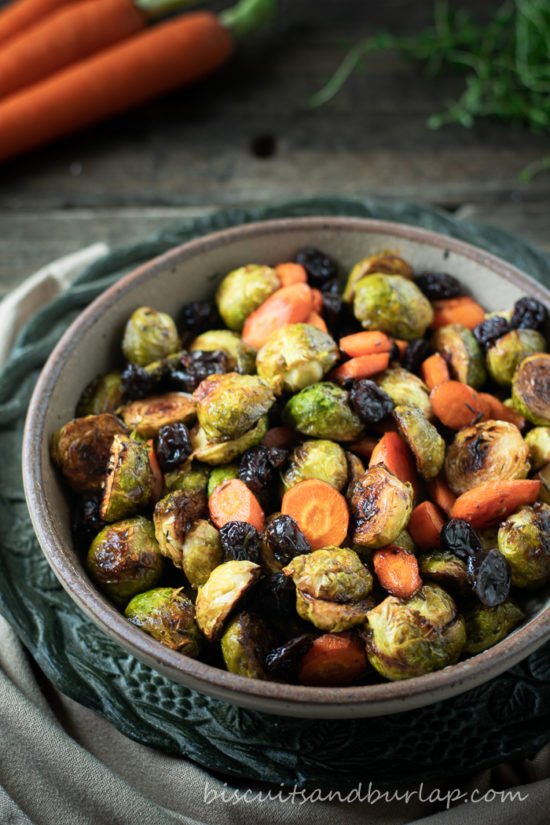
(1, 0), (549, 297)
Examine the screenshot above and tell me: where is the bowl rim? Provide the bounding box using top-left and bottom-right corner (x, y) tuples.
(23, 215), (550, 717)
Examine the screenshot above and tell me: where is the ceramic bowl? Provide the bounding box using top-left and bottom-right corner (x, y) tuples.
(23, 216), (550, 718)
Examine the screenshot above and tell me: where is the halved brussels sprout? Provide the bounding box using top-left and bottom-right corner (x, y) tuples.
(194, 373), (275, 442)
(207, 464), (239, 497)
(444, 420), (530, 496)
(122, 306), (181, 366)
(345, 451), (365, 500)
(192, 415), (268, 465)
(497, 503), (550, 588)
(282, 440), (348, 492)
(350, 465), (414, 549)
(365, 583), (466, 680)
(512, 353), (550, 426)
(120, 392), (196, 438)
(163, 462), (209, 496)
(220, 611), (275, 678)
(216, 264), (280, 331)
(343, 251), (413, 303)
(153, 490), (206, 567)
(282, 382), (363, 441)
(180, 519), (223, 589)
(418, 551), (470, 597)
(525, 427), (550, 471)
(463, 599), (524, 655)
(76, 372), (124, 417)
(256, 323), (339, 394)
(393, 405), (445, 480)
(195, 560), (261, 641)
(374, 367), (432, 420)
(486, 329), (546, 387)
(296, 591), (374, 632)
(51, 413), (128, 495)
(86, 516), (164, 606)
(431, 324), (486, 388)
(124, 587), (201, 656)
(353, 274), (433, 340)
(190, 330), (256, 374)
(283, 547), (373, 602)
(393, 529), (416, 554)
(100, 435), (156, 522)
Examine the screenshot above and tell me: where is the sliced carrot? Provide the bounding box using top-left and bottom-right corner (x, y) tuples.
(208, 478), (264, 532)
(298, 633), (368, 687)
(241, 283), (313, 349)
(369, 431), (419, 495)
(429, 381), (487, 430)
(146, 439), (163, 502)
(430, 296), (486, 330)
(339, 330), (393, 358)
(451, 480), (541, 529)
(408, 501), (445, 551)
(311, 288), (324, 314)
(420, 353), (450, 390)
(394, 339), (409, 360)
(373, 546), (422, 599)
(426, 475), (456, 517)
(330, 352), (390, 383)
(349, 436), (379, 460)
(281, 478), (349, 551)
(274, 262), (307, 287)
(478, 392), (526, 430)
(261, 426), (300, 450)
(305, 310), (328, 333)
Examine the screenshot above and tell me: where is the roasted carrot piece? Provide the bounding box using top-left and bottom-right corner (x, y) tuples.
(430, 296), (486, 330)
(0, 0), (72, 46)
(394, 339), (409, 360)
(349, 436), (378, 460)
(451, 480), (541, 529)
(311, 288), (324, 313)
(241, 283), (313, 349)
(373, 546), (422, 599)
(274, 262), (307, 287)
(429, 381), (487, 430)
(261, 426), (300, 450)
(281, 478), (349, 551)
(369, 431), (419, 495)
(478, 392), (526, 430)
(339, 330), (393, 358)
(146, 439), (163, 502)
(298, 633), (368, 686)
(426, 475), (456, 517)
(305, 310), (328, 333)
(330, 352), (390, 383)
(408, 501), (445, 550)
(421, 353), (450, 390)
(209, 478), (265, 532)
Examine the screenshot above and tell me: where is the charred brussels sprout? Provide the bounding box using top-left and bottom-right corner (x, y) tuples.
(366, 584), (466, 680)
(393, 405), (445, 480)
(194, 560), (261, 641)
(194, 373), (275, 442)
(418, 551), (471, 597)
(163, 462), (209, 496)
(153, 490), (206, 568)
(353, 274), (434, 340)
(284, 547), (373, 602)
(256, 323), (339, 394)
(282, 382), (363, 441)
(192, 415), (269, 465)
(295, 591), (374, 632)
(282, 440), (348, 492)
(463, 599), (524, 655)
(122, 306), (180, 366)
(124, 587), (201, 656)
(220, 611), (275, 678)
(343, 251), (413, 303)
(76, 372), (124, 416)
(512, 353), (550, 425)
(180, 519), (222, 589)
(445, 420), (530, 496)
(100, 435), (156, 522)
(431, 324), (486, 389)
(374, 367), (432, 420)
(498, 503), (550, 588)
(51, 413), (128, 495)
(216, 264), (280, 331)
(190, 330), (256, 374)
(525, 427), (550, 471)
(486, 329), (546, 387)
(86, 516), (164, 606)
(120, 392), (196, 438)
(351, 465), (414, 549)
(207, 464), (239, 497)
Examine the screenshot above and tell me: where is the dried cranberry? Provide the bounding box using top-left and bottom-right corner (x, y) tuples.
(167, 350), (229, 393)
(467, 547), (511, 607)
(178, 300), (221, 340)
(415, 271), (463, 300)
(120, 363), (158, 401)
(295, 246), (339, 289)
(473, 316), (511, 350)
(71, 498), (105, 551)
(156, 421), (192, 471)
(239, 446), (287, 494)
(219, 521), (262, 564)
(266, 514), (310, 566)
(349, 379), (394, 424)
(252, 572), (296, 617)
(265, 634), (315, 682)
(403, 339), (432, 374)
(510, 296), (549, 331)
(441, 518), (482, 562)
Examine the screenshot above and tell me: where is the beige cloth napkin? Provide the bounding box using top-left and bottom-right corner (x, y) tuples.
(1, 249), (549, 825)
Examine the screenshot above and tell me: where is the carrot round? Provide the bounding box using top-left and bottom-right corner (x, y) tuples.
(407, 501), (445, 551)
(0, 0), (73, 47)
(430, 296), (486, 330)
(451, 479), (541, 529)
(330, 352), (390, 383)
(298, 633), (368, 687)
(241, 283), (314, 349)
(373, 545), (422, 599)
(429, 381), (487, 430)
(478, 392), (526, 430)
(339, 330), (393, 358)
(369, 431), (419, 495)
(274, 262), (307, 287)
(305, 310), (328, 333)
(281, 478), (349, 551)
(208, 478), (265, 532)
(420, 352), (450, 390)
(426, 475), (456, 517)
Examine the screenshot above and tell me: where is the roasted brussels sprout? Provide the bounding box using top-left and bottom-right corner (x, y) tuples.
(282, 440), (348, 492)
(190, 330), (256, 374)
(120, 392), (196, 438)
(207, 463), (239, 497)
(51, 413), (128, 495)
(295, 590), (374, 632)
(216, 264), (280, 331)
(122, 306), (181, 366)
(497, 503), (550, 588)
(283, 547), (373, 602)
(345, 451), (365, 499)
(353, 274), (434, 340)
(153, 489), (206, 567)
(343, 251), (414, 303)
(512, 353), (550, 425)
(444, 420), (530, 496)
(350, 465), (414, 549)
(393, 405), (445, 480)
(256, 323), (339, 394)
(100, 435), (156, 522)
(486, 328), (546, 387)
(180, 519), (222, 588)
(525, 427), (550, 471)
(418, 551), (470, 596)
(220, 611), (275, 678)
(463, 599), (524, 655)
(124, 587), (201, 655)
(86, 516), (164, 606)
(163, 462), (209, 496)
(374, 367), (432, 420)
(282, 382), (363, 441)
(76, 372), (125, 416)
(194, 559), (261, 641)
(192, 415), (268, 465)
(194, 373), (274, 442)
(365, 584), (466, 680)
(393, 529), (416, 554)
(431, 324), (486, 388)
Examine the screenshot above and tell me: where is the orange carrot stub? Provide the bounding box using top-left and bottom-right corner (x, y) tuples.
(408, 501), (446, 551)
(478, 392), (526, 430)
(430, 296), (486, 330)
(426, 475), (456, 517)
(373, 545), (422, 599)
(208, 478), (265, 532)
(339, 330), (393, 358)
(369, 431), (419, 495)
(281, 479), (349, 551)
(330, 352), (390, 384)
(0, 0), (72, 46)
(274, 262), (307, 287)
(429, 381), (487, 430)
(241, 283), (314, 349)
(451, 479), (541, 529)
(298, 633), (368, 687)
(420, 353), (450, 390)
(0, 11), (234, 164)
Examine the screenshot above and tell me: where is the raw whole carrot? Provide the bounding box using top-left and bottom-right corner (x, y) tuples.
(261, 426), (300, 450)
(373, 545), (422, 599)
(407, 500), (445, 550)
(330, 352), (390, 383)
(298, 633), (368, 686)
(450, 479), (541, 529)
(430, 296), (486, 330)
(429, 381), (487, 430)
(305, 310), (328, 333)
(349, 436), (378, 460)
(274, 262), (307, 287)
(369, 431), (419, 495)
(478, 392), (526, 430)
(0, 0), (73, 46)
(281, 478), (349, 551)
(426, 475), (456, 517)
(339, 330), (393, 358)
(208, 478), (264, 532)
(241, 283), (314, 349)
(420, 352), (450, 390)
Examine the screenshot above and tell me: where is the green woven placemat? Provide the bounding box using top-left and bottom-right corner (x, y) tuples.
(1, 196), (550, 786)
